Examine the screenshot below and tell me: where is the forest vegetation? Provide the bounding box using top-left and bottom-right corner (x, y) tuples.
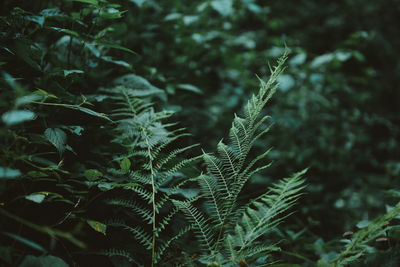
(0, 0), (399, 266)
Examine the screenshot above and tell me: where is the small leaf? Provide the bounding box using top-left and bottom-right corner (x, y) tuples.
(1, 233), (46, 252)
(2, 110), (35, 125)
(87, 220), (107, 235)
(290, 53), (307, 66)
(26, 15), (45, 27)
(120, 158), (131, 172)
(0, 246), (12, 264)
(129, 0), (145, 7)
(356, 220), (371, 229)
(310, 53), (334, 68)
(211, 0), (234, 16)
(25, 193), (46, 203)
(67, 0), (99, 5)
(44, 128), (67, 155)
(49, 27), (79, 37)
(63, 69), (84, 77)
(34, 89), (57, 98)
(15, 94), (42, 107)
(77, 107), (113, 122)
(0, 167), (21, 179)
(95, 41), (136, 54)
(176, 84), (203, 94)
(19, 255), (68, 267)
(84, 169), (102, 181)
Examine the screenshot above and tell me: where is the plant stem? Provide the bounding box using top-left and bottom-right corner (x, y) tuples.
(144, 130), (157, 267)
(0, 207), (85, 248)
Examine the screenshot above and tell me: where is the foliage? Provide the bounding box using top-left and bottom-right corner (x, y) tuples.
(1, 0), (399, 266)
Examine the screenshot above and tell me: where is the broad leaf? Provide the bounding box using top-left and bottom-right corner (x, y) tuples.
(84, 169), (103, 181)
(2, 110), (35, 125)
(87, 220), (107, 235)
(0, 167), (21, 179)
(44, 128), (67, 155)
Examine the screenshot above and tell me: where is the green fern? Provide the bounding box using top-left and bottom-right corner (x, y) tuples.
(174, 52), (307, 265)
(331, 202), (400, 266)
(102, 85), (201, 266)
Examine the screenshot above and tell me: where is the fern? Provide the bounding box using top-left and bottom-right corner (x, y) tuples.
(102, 85), (201, 266)
(331, 202), (400, 266)
(174, 52), (307, 265)
(101, 248), (141, 266)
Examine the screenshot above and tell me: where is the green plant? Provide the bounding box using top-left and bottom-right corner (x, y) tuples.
(172, 52), (307, 266)
(99, 84), (202, 266)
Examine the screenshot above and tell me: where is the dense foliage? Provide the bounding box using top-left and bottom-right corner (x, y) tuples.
(1, 0), (399, 266)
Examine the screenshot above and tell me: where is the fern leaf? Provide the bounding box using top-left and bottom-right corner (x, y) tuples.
(154, 225), (192, 264)
(173, 199), (215, 254)
(198, 174), (224, 225)
(236, 169), (307, 253)
(106, 198), (153, 224)
(101, 248), (141, 266)
(203, 153), (232, 198)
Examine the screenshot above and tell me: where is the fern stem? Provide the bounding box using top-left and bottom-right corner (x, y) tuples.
(143, 130), (157, 267)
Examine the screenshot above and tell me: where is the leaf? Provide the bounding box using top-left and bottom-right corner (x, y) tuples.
(25, 193), (46, 203)
(19, 255), (68, 267)
(84, 169), (103, 181)
(112, 74), (166, 100)
(289, 53), (307, 66)
(310, 53), (334, 68)
(15, 94), (42, 107)
(95, 41), (136, 54)
(356, 220), (371, 229)
(120, 158), (131, 172)
(0, 246), (12, 265)
(49, 27), (79, 37)
(40, 8), (64, 17)
(14, 39), (41, 71)
(44, 128), (67, 156)
(76, 107), (113, 122)
(129, 0), (145, 7)
(1, 232), (46, 252)
(34, 89), (57, 99)
(62, 126), (84, 136)
(87, 220), (107, 235)
(63, 69), (84, 77)
(211, 0), (234, 16)
(99, 9), (127, 19)
(26, 15), (45, 26)
(0, 167), (21, 179)
(176, 84), (203, 94)
(277, 74), (295, 91)
(165, 13), (182, 21)
(67, 0), (99, 5)
(2, 110), (35, 125)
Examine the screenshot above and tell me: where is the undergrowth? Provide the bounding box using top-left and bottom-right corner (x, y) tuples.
(1, 2), (399, 267)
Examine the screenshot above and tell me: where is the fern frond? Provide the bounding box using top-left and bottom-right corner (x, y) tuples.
(332, 202), (400, 266)
(154, 225), (192, 264)
(161, 155), (203, 181)
(173, 199), (215, 254)
(239, 243), (280, 261)
(106, 198), (153, 224)
(154, 143), (200, 172)
(130, 186), (152, 203)
(155, 207), (180, 235)
(236, 169), (307, 254)
(203, 153), (232, 198)
(108, 220), (153, 249)
(217, 141), (239, 180)
(198, 174), (224, 226)
(101, 248), (142, 266)
(128, 171), (152, 184)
